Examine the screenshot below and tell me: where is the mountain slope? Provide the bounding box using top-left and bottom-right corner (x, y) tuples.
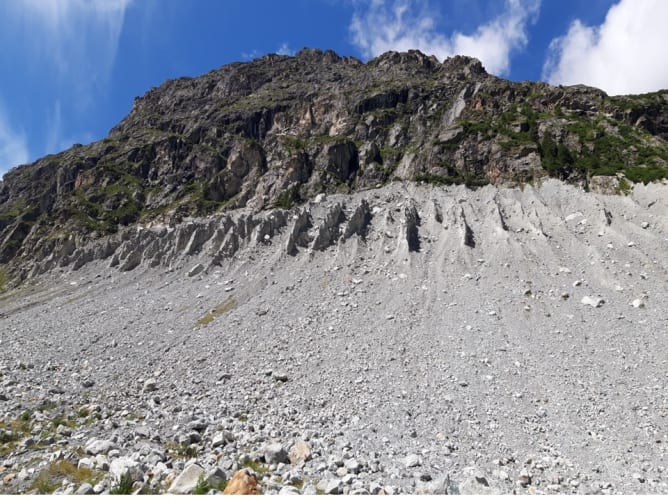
(1, 48), (667, 281)
(0, 179), (666, 494)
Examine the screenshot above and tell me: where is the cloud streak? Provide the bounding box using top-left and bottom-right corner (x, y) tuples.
(543, 0), (668, 95)
(9, 0), (132, 85)
(349, 0), (540, 76)
(0, 103), (29, 177)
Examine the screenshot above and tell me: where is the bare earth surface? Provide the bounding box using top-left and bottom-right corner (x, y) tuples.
(1, 179), (667, 494)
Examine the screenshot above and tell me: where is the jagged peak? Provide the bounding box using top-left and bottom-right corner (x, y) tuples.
(440, 55), (487, 76)
(368, 49), (440, 70)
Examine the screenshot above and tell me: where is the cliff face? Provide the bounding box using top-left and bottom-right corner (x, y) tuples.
(0, 48), (667, 277)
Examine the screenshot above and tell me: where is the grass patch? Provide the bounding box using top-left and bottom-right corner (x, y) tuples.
(0, 414), (32, 435)
(37, 401), (58, 413)
(618, 177), (633, 195)
(0, 267), (7, 292)
(241, 458), (268, 476)
(196, 296), (237, 326)
(192, 475), (227, 495)
(165, 442), (199, 460)
(51, 414), (76, 430)
(76, 407), (90, 419)
(274, 186), (300, 209)
(31, 460), (101, 494)
(291, 478), (305, 489)
(110, 472), (134, 495)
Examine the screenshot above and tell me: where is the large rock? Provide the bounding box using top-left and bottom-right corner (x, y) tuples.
(289, 440), (312, 465)
(109, 457), (143, 483)
(85, 439), (115, 455)
(167, 463), (206, 494)
(223, 469), (262, 495)
(264, 442), (289, 464)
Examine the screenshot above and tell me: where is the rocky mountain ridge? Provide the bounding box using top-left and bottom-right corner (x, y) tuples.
(1, 48), (667, 282)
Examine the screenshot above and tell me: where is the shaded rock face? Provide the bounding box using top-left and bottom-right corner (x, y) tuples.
(0, 48), (667, 278)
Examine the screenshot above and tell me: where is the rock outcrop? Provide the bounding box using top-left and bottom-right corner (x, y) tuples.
(0, 48), (667, 281)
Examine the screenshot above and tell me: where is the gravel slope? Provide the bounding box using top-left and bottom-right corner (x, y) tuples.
(0, 179), (666, 494)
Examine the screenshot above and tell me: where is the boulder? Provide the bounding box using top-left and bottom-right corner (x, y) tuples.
(167, 463), (206, 494)
(289, 440), (312, 465)
(223, 469), (262, 495)
(85, 439), (115, 456)
(264, 442), (289, 465)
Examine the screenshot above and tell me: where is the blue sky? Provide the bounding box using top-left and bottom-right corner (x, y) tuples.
(1, 0), (667, 177)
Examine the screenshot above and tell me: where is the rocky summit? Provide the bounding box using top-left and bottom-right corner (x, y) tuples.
(0, 49), (667, 495)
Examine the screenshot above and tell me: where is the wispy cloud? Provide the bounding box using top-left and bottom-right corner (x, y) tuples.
(5, 0), (132, 103)
(0, 102), (29, 178)
(0, 0), (132, 167)
(349, 0), (540, 76)
(543, 0), (668, 95)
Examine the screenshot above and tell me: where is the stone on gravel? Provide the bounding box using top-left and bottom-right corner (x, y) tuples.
(518, 468), (532, 487)
(223, 469), (262, 495)
(581, 296), (605, 307)
(187, 263), (204, 277)
(404, 454), (421, 468)
(317, 478), (342, 494)
(416, 475), (450, 494)
(167, 463), (206, 494)
(85, 439), (115, 455)
(631, 298), (645, 308)
(344, 458), (361, 473)
(76, 482), (94, 495)
(264, 442), (289, 464)
(56, 424), (72, 437)
(204, 466), (227, 485)
(459, 475), (499, 495)
(109, 457), (143, 483)
(142, 378), (157, 392)
(289, 439), (312, 464)
(279, 485), (301, 495)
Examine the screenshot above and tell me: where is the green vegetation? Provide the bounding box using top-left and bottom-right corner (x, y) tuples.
(166, 442), (199, 460)
(196, 296), (237, 326)
(415, 171), (488, 189)
(37, 401), (58, 412)
(192, 475), (228, 495)
(281, 136), (308, 152)
(0, 199), (28, 226)
(110, 472), (134, 495)
(618, 177), (632, 195)
(31, 461), (101, 494)
(0, 267), (7, 292)
(241, 458), (268, 475)
(274, 186), (301, 209)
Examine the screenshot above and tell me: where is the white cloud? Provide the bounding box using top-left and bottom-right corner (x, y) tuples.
(0, 104), (29, 178)
(349, 0), (540, 76)
(543, 0), (668, 95)
(5, 0), (132, 100)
